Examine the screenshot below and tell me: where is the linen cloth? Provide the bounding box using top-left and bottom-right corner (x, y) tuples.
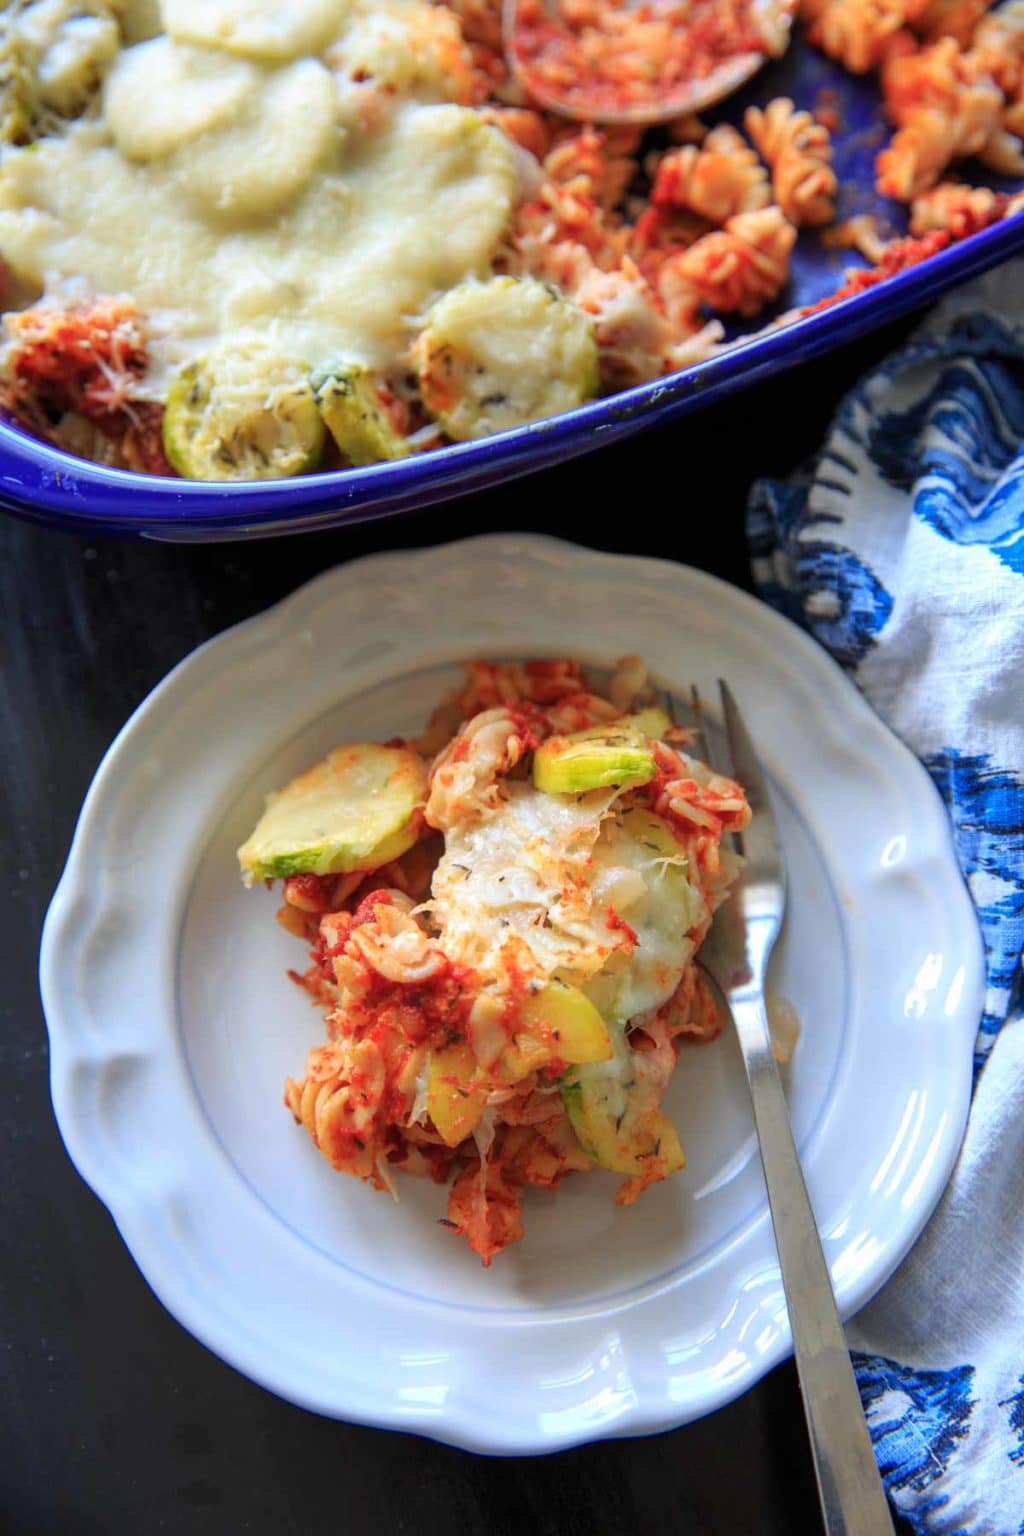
(747, 262), (1024, 1536)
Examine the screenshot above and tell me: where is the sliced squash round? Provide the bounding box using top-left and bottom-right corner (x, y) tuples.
(426, 1042), (488, 1148)
(103, 37), (260, 162)
(562, 1023), (684, 1176)
(173, 57), (338, 222)
(414, 276), (599, 443)
(163, 342), (324, 482)
(520, 980), (612, 1064)
(532, 707), (673, 796)
(499, 980), (613, 1082)
(237, 742), (427, 885)
(161, 0), (345, 62)
(533, 722), (656, 796)
(314, 362), (410, 467)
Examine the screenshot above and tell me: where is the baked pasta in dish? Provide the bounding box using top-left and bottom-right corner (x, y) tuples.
(238, 657), (750, 1264)
(0, 0), (1020, 480)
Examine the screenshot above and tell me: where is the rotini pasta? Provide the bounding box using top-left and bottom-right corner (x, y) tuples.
(544, 124), (643, 212)
(650, 124), (771, 223)
(284, 1039), (387, 1184)
(916, 0), (990, 45)
(572, 260), (673, 387)
(909, 181), (1009, 234)
(671, 206), (797, 316)
(745, 97), (837, 224)
(425, 707), (540, 828)
(800, 0), (924, 74)
(877, 38), (1020, 198)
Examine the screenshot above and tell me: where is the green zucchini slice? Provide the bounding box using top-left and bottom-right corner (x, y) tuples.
(163, 343), (324, 482)
(414, 276), (598, 442)
(562, 1023), (684, 1176)
(238, 742), (427, 885)
(314, 363), (410, 467)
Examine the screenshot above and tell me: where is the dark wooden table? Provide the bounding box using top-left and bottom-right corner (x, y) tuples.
(2, 321), (920, 1536)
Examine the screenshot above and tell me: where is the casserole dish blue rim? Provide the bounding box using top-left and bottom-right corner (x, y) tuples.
(2, 212), (1021, 539)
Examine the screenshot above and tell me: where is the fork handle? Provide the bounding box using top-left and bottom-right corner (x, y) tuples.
(731, 994), (895, 1536)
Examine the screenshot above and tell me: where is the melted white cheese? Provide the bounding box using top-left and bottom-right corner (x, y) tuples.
(431, 783), (622, 981)
(582, 816), (705, 1022)
(0, 11), (520, 383)
(431, 785), (707, 1022)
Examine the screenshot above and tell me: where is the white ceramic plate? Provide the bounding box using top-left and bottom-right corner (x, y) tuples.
(41, 534), (984, 1454)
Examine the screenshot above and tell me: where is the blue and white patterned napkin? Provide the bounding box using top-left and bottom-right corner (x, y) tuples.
(748, 263), (1024, 1536)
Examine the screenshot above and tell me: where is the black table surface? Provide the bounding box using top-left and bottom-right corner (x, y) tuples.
(3, 319), (922, 1536)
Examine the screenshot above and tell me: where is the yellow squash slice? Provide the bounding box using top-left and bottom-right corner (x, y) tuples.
(426, 1042), (488, 1147)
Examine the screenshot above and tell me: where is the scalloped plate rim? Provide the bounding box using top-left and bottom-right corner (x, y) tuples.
(39, 533), (985, 1452)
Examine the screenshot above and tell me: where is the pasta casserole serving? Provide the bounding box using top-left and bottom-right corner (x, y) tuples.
(238, 658), (750, 1264)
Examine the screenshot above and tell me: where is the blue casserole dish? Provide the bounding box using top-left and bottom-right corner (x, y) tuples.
(1, 43), (1022, 541)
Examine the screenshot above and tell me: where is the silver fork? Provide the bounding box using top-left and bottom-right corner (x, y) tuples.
(659, 681), (894, 1536)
